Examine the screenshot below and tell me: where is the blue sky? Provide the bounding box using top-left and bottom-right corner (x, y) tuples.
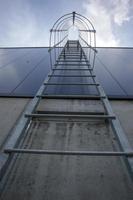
(0, 0), (133, 47)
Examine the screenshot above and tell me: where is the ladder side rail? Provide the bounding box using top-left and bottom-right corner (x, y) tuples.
(79, 45), (133, 180)
(81, 47), (133, 180)
(0, 68), (55, 181)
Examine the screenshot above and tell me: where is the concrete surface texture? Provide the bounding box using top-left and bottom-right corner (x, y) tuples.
(111, 101), (133, 148)
(0, 98), (29, 150)
(37, 99), (105, 113)
(0, 98), (133, 200)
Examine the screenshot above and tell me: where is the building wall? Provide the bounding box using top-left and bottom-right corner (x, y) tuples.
(111, 100), (133, 148)
(0, 98), (29, 149)
(0, 98), (133, 200)
(0, 98), (132, 149)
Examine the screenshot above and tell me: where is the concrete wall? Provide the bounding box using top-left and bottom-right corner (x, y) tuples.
(0, 98), (133, 200)
(37, 99), (133, 148)
(0, 98), (132, 148)
(111, 101), (133, 148)
(0, 98), (29, 149)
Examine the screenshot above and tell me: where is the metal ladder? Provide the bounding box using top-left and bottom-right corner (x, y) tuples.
(0, 39), (133, 184)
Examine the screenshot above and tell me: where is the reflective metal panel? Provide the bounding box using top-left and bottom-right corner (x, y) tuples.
(0, 47), (133, 98)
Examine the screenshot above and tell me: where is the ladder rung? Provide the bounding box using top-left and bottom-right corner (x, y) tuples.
(57, 60), (88, 63)
(36, 95), (106, 100)
(5, 149), (133, 157)
(59, 57), (85, 59)
(48, 75), (96, 77)
(65, 47), (78, 48)
(43, 83), (99, 86)
(52, 68), (92, 70)
(60, 55), (81, 57)
(58, 59), (86, 61)
(65, 47), (79, 48)
(62, 49), (80, 51)
(64, 49), (79, 50)
(54, 64), (90, 66)
(62, 50), (78, 52)
(37, 111), (105, 115)
(63, 52), (80, 54)
(60, 54), (83, 57)
(25, 113), (116, 119)
(64, 50), (79, 51)
(60, 53), (83, 55)
(61, 52), (80, 53)
(60, 52), (81, 56)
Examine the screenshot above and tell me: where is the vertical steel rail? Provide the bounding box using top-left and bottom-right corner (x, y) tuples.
(0, 68), (55, 180)
(81, 46), (133, 180)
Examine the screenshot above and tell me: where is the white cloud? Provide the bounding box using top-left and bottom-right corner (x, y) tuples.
(8, 16), (48, 46)
(83, 0), (132, 47)
(113, 0), (131, 26)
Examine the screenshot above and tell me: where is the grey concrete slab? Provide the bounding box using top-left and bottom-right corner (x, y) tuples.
(0, 99), (133, 200)
(111, 101), (133, 148)
(0, 98), (29, 150)
(37, 99), (105, 113)
(1, 119), (133, 200)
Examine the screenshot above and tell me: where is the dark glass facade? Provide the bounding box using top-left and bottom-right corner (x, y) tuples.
(0, 47), (132, 99)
